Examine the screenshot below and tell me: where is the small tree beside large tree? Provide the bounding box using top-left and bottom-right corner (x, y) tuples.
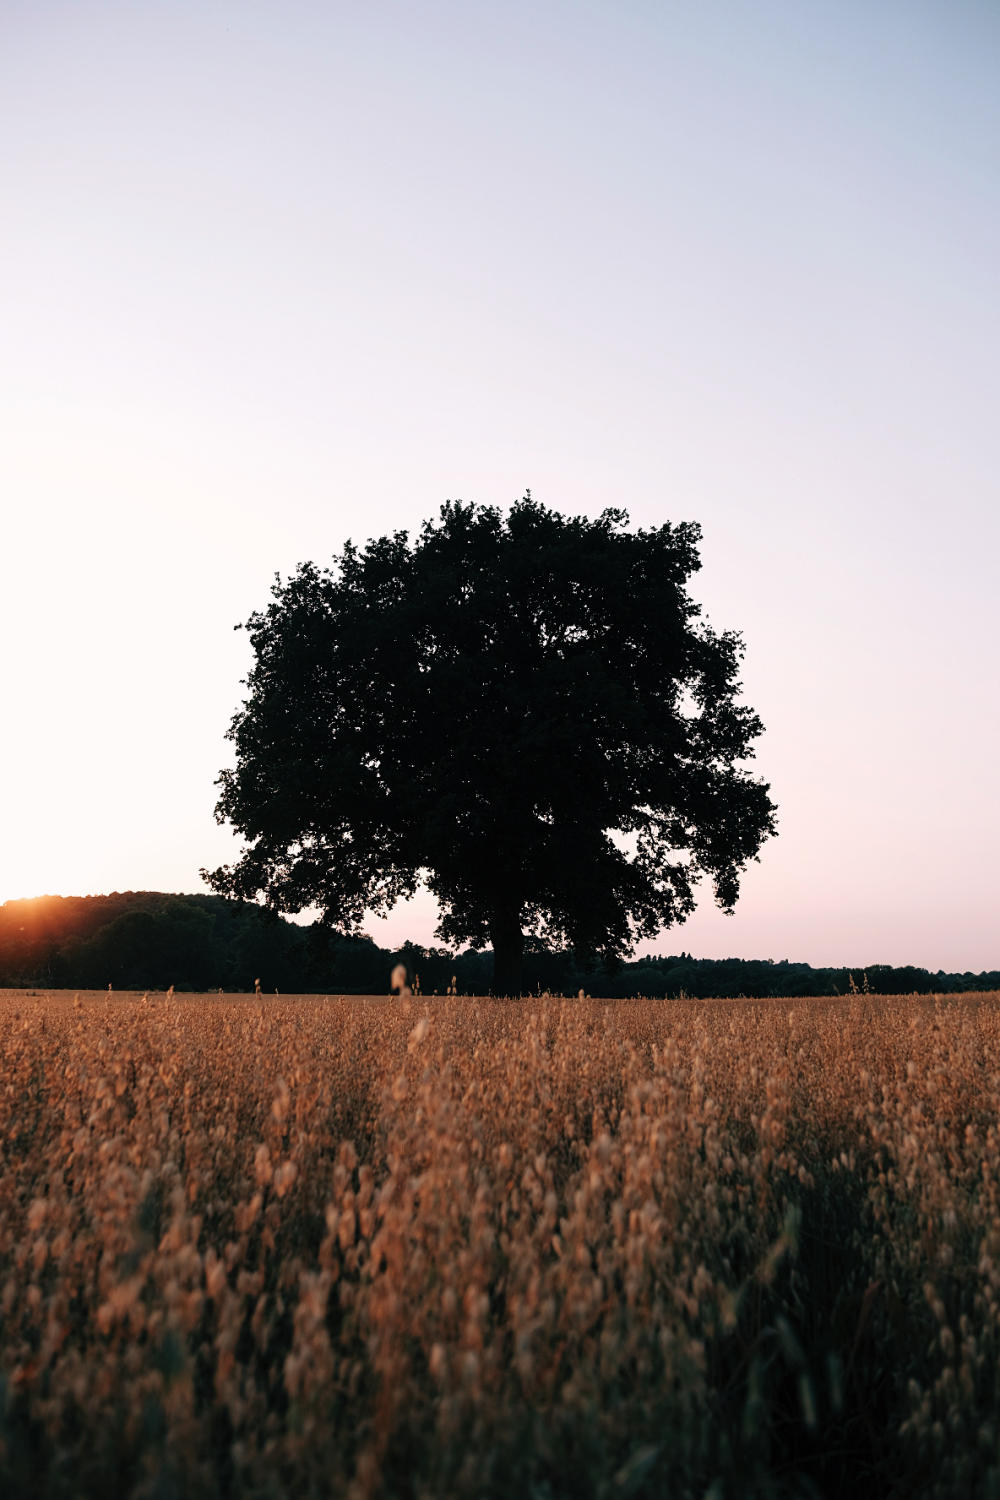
(205, 495), (776, 994)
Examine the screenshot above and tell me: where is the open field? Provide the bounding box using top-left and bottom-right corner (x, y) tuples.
(3, 988), (1000, 1497)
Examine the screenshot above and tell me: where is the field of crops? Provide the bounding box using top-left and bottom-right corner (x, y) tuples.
(2, 988), (1000, 1498)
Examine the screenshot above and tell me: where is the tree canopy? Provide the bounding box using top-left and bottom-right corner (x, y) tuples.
(205, 496), (777, 993)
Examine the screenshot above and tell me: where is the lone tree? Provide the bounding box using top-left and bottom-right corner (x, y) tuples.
(205, 496), (776, 994)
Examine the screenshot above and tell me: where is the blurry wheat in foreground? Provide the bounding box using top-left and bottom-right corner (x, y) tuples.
(2, 990), (1000, 1498)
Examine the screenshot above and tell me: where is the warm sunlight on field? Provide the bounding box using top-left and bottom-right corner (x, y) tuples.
(3, 989), (1000, 1497)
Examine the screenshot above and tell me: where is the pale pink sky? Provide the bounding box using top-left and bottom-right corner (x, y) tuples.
(2, 1), (998, 971)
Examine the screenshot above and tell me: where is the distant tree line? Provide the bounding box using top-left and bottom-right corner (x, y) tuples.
(1, 892), (996, 999)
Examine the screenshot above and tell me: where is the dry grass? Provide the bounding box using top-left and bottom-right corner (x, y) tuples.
(2, 987), (1000, 1497)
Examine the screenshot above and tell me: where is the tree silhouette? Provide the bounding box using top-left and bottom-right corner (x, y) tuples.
(204, 496), (777, 994)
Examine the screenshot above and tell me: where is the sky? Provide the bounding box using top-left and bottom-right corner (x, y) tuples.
(2, 0), (998, 972)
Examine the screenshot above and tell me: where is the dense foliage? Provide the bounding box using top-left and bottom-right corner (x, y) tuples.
(1, 893), (997, 997)
(3, 989), (1000, 1498)
(0, 894), (380, 995)
(206, 497), (776, 992)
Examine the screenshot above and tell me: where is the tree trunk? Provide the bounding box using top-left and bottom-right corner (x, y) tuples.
(489, 906), (524, 997)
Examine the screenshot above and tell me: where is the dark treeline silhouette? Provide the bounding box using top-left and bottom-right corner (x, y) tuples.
(1, 892), (996, 998)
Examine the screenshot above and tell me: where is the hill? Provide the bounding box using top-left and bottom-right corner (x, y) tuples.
(0, 892), (380, 993)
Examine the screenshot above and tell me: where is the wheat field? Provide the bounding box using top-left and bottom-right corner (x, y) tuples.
(2, 988), (1000, 1498)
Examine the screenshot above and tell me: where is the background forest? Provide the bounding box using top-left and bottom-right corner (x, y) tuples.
(2, 892), (996, 999)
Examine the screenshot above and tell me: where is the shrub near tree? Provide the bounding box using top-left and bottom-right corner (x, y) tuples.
(205, 495), (777, 995)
